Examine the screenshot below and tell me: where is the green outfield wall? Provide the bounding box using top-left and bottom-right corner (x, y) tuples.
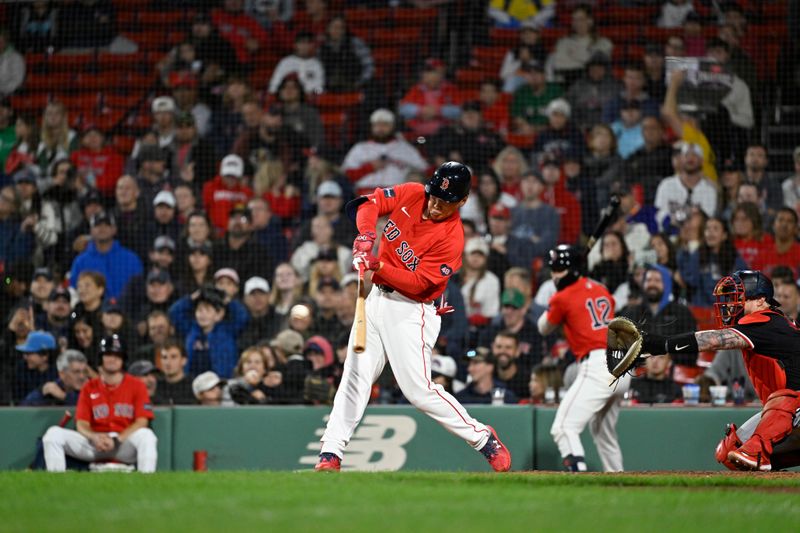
(0, 406), (762, 472)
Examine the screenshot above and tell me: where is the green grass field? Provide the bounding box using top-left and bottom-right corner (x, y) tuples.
(1, 471), (798, 532)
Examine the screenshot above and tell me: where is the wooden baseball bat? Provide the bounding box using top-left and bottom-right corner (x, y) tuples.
(585, 194), (621, 253)
(353, 268), (367, 353)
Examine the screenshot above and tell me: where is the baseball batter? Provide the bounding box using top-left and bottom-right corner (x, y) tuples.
(315, 162), (511, 472)
(630, 270), (800, 471)
(42, 334), (158, 472)
(537, 245), (631, 472)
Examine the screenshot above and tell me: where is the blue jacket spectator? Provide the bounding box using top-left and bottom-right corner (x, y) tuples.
(69, 212), (143, 300)
(169, 291), (248, 378)
(0, 187), (34, 265)
(13, 331), (58, 403)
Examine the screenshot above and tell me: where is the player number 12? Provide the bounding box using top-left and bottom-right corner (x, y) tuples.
(585, 297), (612, 329)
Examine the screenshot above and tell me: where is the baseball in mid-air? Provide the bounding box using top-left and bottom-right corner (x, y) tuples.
(290, 304), (311, 320)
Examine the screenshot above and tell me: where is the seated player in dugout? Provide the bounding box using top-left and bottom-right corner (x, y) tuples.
(624, 270), (800, 472)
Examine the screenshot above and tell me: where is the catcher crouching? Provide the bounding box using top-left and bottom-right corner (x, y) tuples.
(606, 270), (800, 472)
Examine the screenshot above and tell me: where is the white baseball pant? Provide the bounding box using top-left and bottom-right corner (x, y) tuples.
(42, 426), (158, 473)
(321, 286), (491, 458)
(550, 348), (631, 472)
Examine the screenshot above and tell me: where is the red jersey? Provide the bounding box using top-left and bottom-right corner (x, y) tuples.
(546, 277), (614, 358)
(357, 183), (464, 303)
(730, 309), (800, 403)
(733, 235), (772, 270)
(76, 374), (154, 434)
(202, 175), (254, 233)
(752, 241), (800, 278)
(70, 147), (125, 198)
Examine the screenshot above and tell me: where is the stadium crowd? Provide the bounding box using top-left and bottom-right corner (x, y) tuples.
(0, 0), (797, 409)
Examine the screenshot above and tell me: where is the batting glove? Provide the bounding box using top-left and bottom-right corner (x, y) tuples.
(353, 251), (380, 272)
(436, 294), (455, 316)
(353, 231), (377, 256)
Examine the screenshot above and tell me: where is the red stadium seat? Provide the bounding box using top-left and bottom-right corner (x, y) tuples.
(489, 28), (517, 47)
(9, 93), (50, 114)
(345, 7), (391, 27)
(455, 68), (494, 88)
(505, 133), (536, 150)
(394, 7), (437, 27)
(311, 92), (364, 111)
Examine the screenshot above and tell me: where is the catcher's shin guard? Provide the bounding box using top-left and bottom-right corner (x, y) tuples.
(714, 423), (742, 471)
(736, 389), (800, 459)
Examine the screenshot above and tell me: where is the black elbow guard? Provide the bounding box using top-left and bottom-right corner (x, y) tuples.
(665, 332), (699, 355)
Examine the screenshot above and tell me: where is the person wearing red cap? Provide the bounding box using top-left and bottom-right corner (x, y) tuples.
(170, 72), (211, 138)
(69, 127), (124, 199)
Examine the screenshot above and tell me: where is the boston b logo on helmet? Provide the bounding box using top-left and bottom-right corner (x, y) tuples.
(425, 161), (470, 203)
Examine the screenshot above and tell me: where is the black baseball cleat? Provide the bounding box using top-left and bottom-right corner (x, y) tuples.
(563, 454), (588, 473)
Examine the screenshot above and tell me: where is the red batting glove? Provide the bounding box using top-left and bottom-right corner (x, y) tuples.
(353, 231), (377, 256)
(436, 295), (455, 316)
(352, 251), (380, 272)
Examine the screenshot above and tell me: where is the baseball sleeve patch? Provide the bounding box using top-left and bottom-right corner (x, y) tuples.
(440, 264), (452, 277)
(383, 187), (396, 198)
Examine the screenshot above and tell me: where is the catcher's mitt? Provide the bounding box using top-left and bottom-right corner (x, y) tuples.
(606, 316), (644, 382)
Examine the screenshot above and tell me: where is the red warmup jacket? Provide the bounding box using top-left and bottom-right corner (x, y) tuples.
(400, 81), (459, 136)
(70, 147), (125, 198)
(211, 8), (269, 64)
(202, 175), (254, 232)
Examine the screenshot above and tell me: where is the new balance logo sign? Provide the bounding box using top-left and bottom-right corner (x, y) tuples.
(299, 415), (417, 471)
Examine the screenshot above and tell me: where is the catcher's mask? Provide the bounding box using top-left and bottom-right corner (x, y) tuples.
(713, 270), (778, 328)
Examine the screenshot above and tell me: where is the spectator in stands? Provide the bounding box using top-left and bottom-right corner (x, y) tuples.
(153, 339), (194, 405)
(146, 191), (180, 244)
(318, 14), (375, 93)
(69, 126), (124, 201)
(13, 330), (57, 403)
(177, 210), (214, 263)
(248, 105), (310, 191)
(100, 296), (138, 351)
(743, 144), (782, 220)
(15, 1), (59, 53)
(21, 349), (88, 406)
(13, 168), (59, 262)
(270, 262), (303, 321)
(1, 102), (21, 173)
(583, 124), (623, 218)
(69, 211), (143, 300)
(602, 63), (659, 125)
(706, 38), (754, 132)
(429, 101), (503, 170)
(399, 58), (460, 137)
(718, 22), (757, 95)
(72, 269), (104, 340)
(342, 108), (428, 193)
(294, 0), (329, 40)
(660, 70), (717, 182)
(310, 277), (344, 342)
(192, 370), (230, 406)
(641, 43), (666, 102)
(307, 245), (342, 294)
(654, 143), (717, 232)
(511, 60), (563, 136)
(0, 185), (33, 266)
(730, 202), (766, 268)
(460, 237), (501, 330)
(492, 145), (528, 200)
(269, 32), (325, 95)
(174, 184), (197, 224)
(36, 101), (78, 175)
(128, 359), (159, 400)
(650, 232), (678, 273)
(0, 28), (25, 98)
(293, 180), (354, 249)
(291, 222), (350, 282)
(212, 0), (269, 67)
(491, 330), (530, 400)
(539, 156), (581, 245)
(430, 354), (457, 395)
(134, 145), (170, 210)
(133, 309), (174, 363)
(213, 268), (240, 303)
(169, 73), (212, 139)
(754, 208), (800, 278)
(276, 76), (324, 150)
(36, 286), (71, 346)
(510, 170), (559, 261)
(59, 0), (125, 51)
(565, 51), (621, 131)
(589, 231), (630, 296)
(213, 204), (271, 283)
(110, 175), (148, 260)
(39, 159), (85, 265)
(209, 78), (253, 155)
(630, 354), (681, 404)
(132, 97), (177, 159)
(622, 116), (672, 205)
(657, 0), (694, 29)
(611, 99), (645, 160)
(269, 328), (309, 403)
(677, 216), (746, 306)
(456, 350), (517, 404)
(479, 287), (542, 366)
(238, 276), (280, 350)
(170, 285), (246, 378)
(185, 12), (238, 88)
(171, 112), (219, 191)
(618, 265), (697, 365)
(781, 147), (800, 213)
(547, 5), (612, 86)
(228, 346), (279, 404)
(247, 197), (288, 262)
(203, 155), (254, 234)
(478, 79), (509, 136)
(531, 99), (586, 164)
(499, 20), (547, 93)
(128, 268), (178, 339)
(460, 168), (517, 235)
(776, 280), (800, 324)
